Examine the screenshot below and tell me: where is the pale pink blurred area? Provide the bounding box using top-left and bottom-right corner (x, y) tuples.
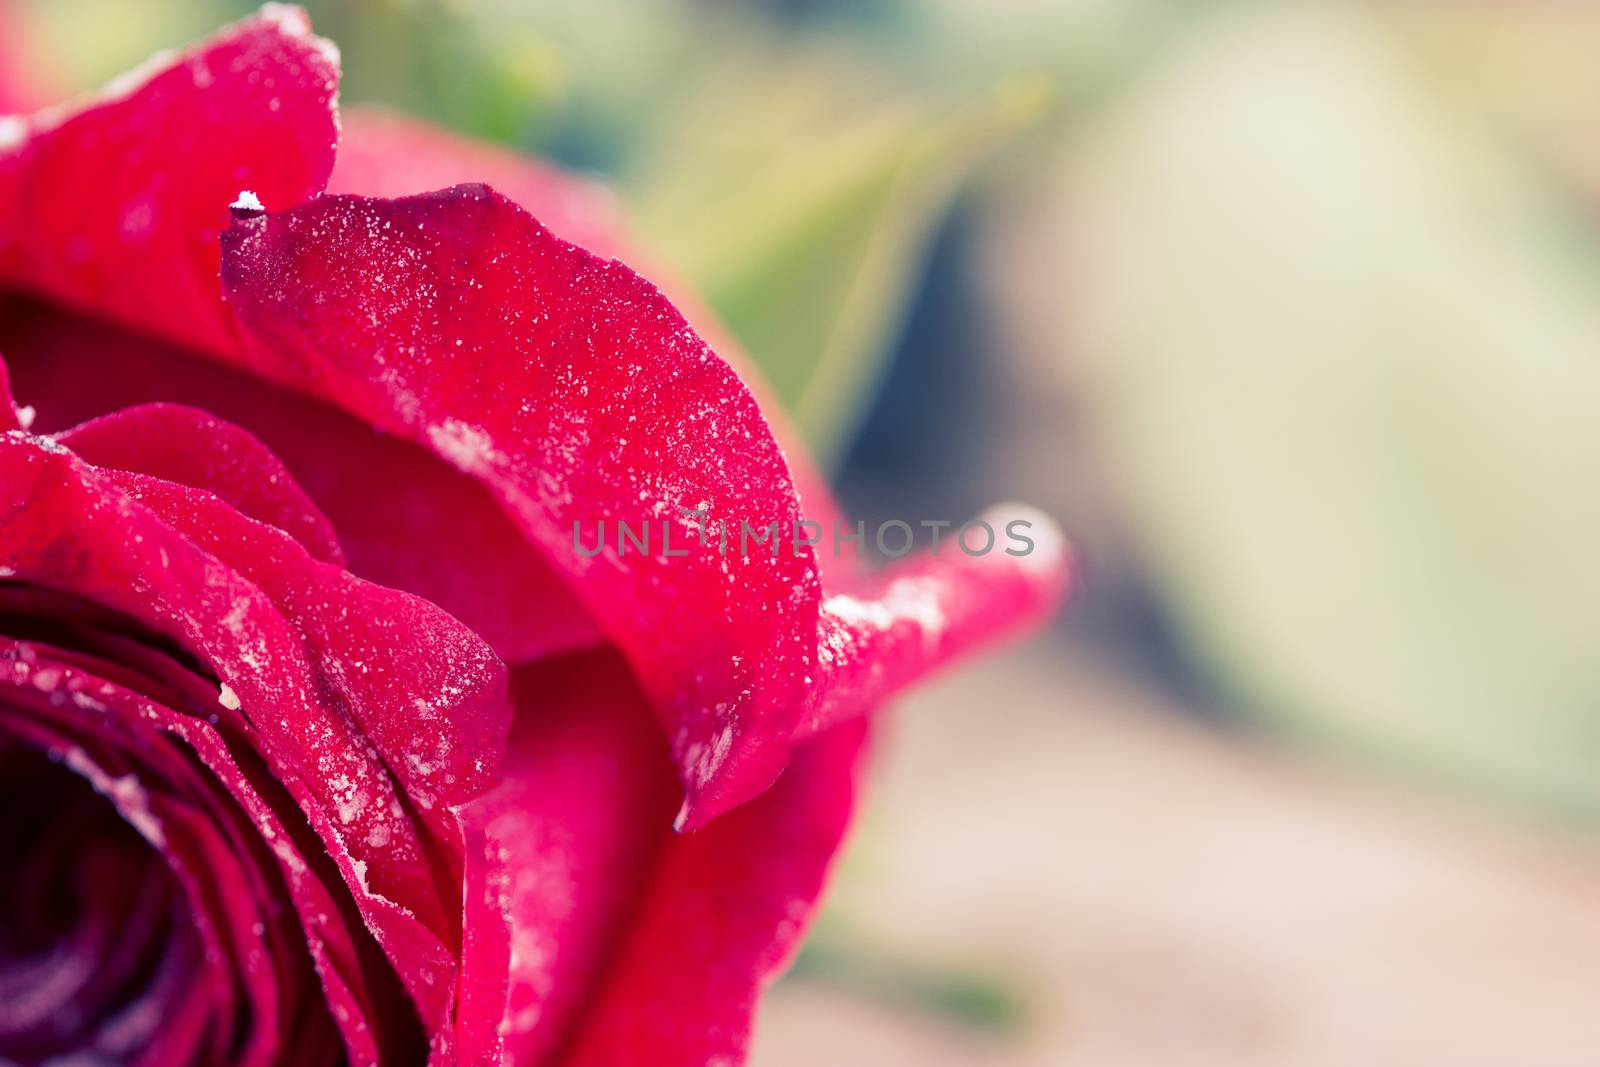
(751, 648), (1600, 1067)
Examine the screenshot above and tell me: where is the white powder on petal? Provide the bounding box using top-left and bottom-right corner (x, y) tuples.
(821, 594), (892, 632)
(218, 683), (242, 711)
(427, 419), (499, 474)
(230, 189), (264, 213)
(64, 747), (166, 848)
(824, 577), (947, 654)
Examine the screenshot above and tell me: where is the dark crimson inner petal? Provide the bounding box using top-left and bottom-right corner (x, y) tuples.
(0, 740), (184, 1061)
(0, 584), (423, 1066)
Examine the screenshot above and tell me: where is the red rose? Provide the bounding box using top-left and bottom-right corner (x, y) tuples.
(0, 7), (1070, 1066)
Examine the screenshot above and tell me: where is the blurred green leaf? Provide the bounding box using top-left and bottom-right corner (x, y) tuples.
(627, 61), (1052, 466)
(18, 0), (232, 90)
(1060, 2), (1600, 818)
(786, 923), (1029, 1033)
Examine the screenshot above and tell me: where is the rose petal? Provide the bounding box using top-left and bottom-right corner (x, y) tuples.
(56, 402), (345, 565)
(0, 4), (338, 357)
(461, 652), (676, 1063)
(562, 730), (871, 1067)
(459, 651), (867, 1067)
(221, 185), (823, 827)
(111, 469), (509, 810)
(326, 107), (850, 560)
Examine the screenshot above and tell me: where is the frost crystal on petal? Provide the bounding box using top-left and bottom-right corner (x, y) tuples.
(230, 188), (266, 215)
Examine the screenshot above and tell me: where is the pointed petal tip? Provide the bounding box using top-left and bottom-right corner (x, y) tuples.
(257, 2), (312, 34)
(975, 500), (1076, 605)
(255, 2), (340, 67)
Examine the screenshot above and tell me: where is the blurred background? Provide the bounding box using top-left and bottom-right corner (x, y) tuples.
(16, 0), (1600, 1062)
